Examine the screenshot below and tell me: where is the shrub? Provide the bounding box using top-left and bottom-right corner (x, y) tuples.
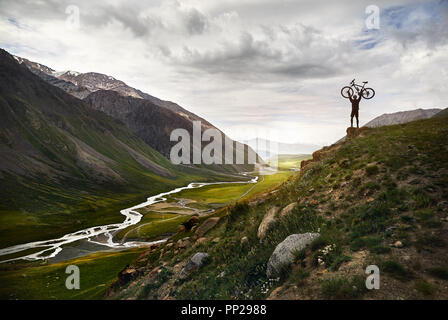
(370, 245), (391, 254)
(414, 280), (436, 296)
(310, 237), (329, 251)
(365, 165), (379, 176)
(292, 249), (306, 262)
(381, 260), (413, 281)
(350, 235), (382, 251)
(228, 201), (250, 223)
(428, 267), (448, 280)
(348, 202), (392, 235)
(321, 276), (366, 299)
(414, 208), (434, 221)
(289, 268), (309, 285)
(415, 233), (446, 249)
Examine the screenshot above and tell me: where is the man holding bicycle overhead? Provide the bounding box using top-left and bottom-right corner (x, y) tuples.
(340, 79), (375, 128)
(349, 90), (362, 128)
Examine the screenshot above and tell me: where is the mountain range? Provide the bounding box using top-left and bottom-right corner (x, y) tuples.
(13, 55), (215, 128)
(0, 49), (254, 248)
(364, 108), (442, 128)
(13, 54), (257, 171)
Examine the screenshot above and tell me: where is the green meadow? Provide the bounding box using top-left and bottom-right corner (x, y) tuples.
(0, 248), (145, 300)
(117, 212), (191, 241)
(274, 154), (312, 170)
(173, 171), (296, 205)
(0, 154), (308, 299)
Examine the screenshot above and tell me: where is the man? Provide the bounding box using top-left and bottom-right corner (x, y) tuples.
(349, 91), (363, 128)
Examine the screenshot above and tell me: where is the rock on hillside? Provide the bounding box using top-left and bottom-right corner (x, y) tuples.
(267, 233), (320, 278)
(179, 252), (210, 280)
(257, 207), (279, 239)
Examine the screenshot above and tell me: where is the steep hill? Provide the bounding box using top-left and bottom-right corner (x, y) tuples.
(84, 90), (256, 173)
(364, 108), (441, 128)
(0, 49), (235, 248)
(433, 108), (448, 118)
(14, 55), (210, 125)
(108, 114), (448, 300)
(14, 54), (258, 170)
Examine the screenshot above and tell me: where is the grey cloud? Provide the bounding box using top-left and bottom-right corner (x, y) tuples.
(171, 24), (344, 80)
(80, 3), (164, 38)
(0, 0), (163, 38)
(185, 8), (209, 35)
(272, 64), (338, 78)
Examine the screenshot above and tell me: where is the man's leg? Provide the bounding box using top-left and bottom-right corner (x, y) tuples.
(350, 109), (354, 127)
(356, 110), (359, 128)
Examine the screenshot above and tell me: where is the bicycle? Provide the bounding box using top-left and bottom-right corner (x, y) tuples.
(341, 79), (375, 100)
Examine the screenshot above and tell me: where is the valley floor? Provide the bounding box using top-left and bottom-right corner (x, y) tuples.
(0, 164), (298, 299)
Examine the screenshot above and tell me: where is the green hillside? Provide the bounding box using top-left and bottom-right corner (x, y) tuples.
(0, 49), (237, 249)
(109, 114), (448, 300)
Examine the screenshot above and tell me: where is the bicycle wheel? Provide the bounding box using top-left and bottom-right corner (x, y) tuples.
(341, 86), (353, 98)
(362, 88), (375, 99)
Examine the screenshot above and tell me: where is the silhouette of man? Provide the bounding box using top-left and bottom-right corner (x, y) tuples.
(349, 91), (362, 128)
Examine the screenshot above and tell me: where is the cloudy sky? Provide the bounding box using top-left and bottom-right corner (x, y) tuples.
(1, 0), (447, 146)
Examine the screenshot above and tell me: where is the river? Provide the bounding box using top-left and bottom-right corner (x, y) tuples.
(0, 175), (258, 263)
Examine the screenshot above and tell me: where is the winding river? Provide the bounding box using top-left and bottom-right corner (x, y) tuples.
(0, 175), (258, 263)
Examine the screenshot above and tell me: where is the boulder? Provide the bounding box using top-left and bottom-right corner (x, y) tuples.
(183, 216), (200, 230)
(392, 241), (404, 248)
(176, 238), (191, 249)
(346, 127), (358, 138)
(279, 202), (297, 218)
(195, 217), (220, 237)
(257, 207), (279, 239)
(117, 265), (138, 285)
(266, 233), (320, 278)
(195, 237), (207, 245)
(300, 159), (313, 170)
(312, 146), (331, 161)
(179, 252), (210, 279)
(346, 126), (369, 139)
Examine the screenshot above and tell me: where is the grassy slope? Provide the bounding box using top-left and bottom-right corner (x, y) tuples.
(0, 248), (145, 300)
(173, 171), (296, 205)
(114, 115), (448, 300)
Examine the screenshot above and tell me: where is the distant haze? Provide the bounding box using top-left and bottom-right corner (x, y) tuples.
(245, 138), (321, 159)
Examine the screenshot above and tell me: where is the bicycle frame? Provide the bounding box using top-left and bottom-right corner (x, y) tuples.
(350, 79), (367, 94)
(341, 79), (375, 100)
